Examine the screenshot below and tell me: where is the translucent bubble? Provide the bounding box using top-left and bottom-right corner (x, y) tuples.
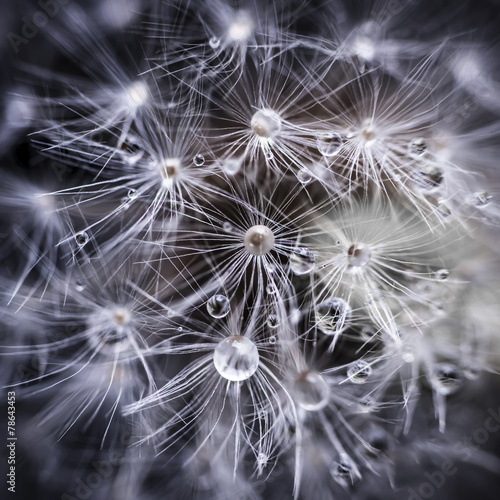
(297, 168), (313, 185)
(223, 158), (241, 175)
(431, 363), (463, 396)
(209, 36), (221, 49)
(244, 225), (275, 256)
(213, 336), (259, 382)
(412, 165), (444, 191)
(332, 457), (355, 487)
(207, 295), (230, 319)
(251, 109), (281, 139)
(316, 132), (343, 157)
(265, 150), (274, 160)
(408, 138), (428, 158)
(347, 360), (372, 384)
(316, 298), (352, 335)
(75, 231), (89, 247)
(159, 158), (180, 186)
(347, 243), (371, 268)
(435, 269), (450, 280)
(290, 247), (315, 276)
(193, 154), (205, 166)
(75, 277), (87, 292)
(127, 188), (138, 200)
(473, 191), (492, 208)
(267, 314), (279, 329)
(294, 371), (329, 411)
(269, 335), (277, 345)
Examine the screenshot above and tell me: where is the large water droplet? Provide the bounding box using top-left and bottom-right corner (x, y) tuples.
(297, 168), (313, 185)
(213, 336), (259, 382)
(290, 247), (315, 275)
(75, 277), (87, 292)
(209, 36), (221, 49)
(431, 363), (463, 396)
(244, 225), (275, 256)
(267, 314), (279, 329)
(294, 371), (329, 411)
(207, 295), (230, 318)
(75, 231), (89, 247)
(317, 132), (342, 157)
(251, 109), (281, 139)
(316, 298), (352, 335)
(412, 165), (444, 191)
(193, 154), (205, 166)
(347, 360), (372, 384)
(347, 243), (371, 268)
(408, 138), (428, 158)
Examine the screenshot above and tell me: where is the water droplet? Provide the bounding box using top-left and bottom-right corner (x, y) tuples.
(127, 188), (138, 200)
(409, 138), (428, 158)
(207, 295), (230, 319)
(332, 457), (355, 487)
(193, 154), (205, 166)
(297, 168), (313, 185)
(269, 335), (277, 345)
(317, 132), (343, 157)
(412, 165), (444, 191)
(435, 269), (450, 280)
(290, 247), (315, 275)
(473, 191), (492, 208)
(267, 314), (279, 329)
(347, 360), (372, 384)
(316, 298), (352, 335)
(265, 150), (274, 160)
(251, 109), (281, 139)
(209, 36), (221, 49)
(75, 277), (86, 292)
(223, 222), (233, 232)
(244, 225), (275, 256)
(213, 336), (259, 382)
(223, 158), (241, 175)
(75, 231), (89, 247)
(347, 243), (371, 267)
(431, 363), (463, 396)
(402, 348), (415, 363)
(294, 371), (329, 411)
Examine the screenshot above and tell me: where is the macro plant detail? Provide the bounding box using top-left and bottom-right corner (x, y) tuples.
(1, 1), (500, 499)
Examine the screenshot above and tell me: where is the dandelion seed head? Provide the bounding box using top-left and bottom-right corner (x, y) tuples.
(158, 158), (181, 186)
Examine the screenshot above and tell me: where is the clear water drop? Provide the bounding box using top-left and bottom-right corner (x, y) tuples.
(267, 314), (279, 329)
(317, 132), (343, 157)
(223, 158), (241, 175)
(412, 165), (444, 191)
(209, 36), (221, 49)
(127, 188), (138, 200)
(265, 150), (274, 160)
(347, 243), (371, 267)
(473, 191), (492, 207)
(294, 371), (329, 411)
(75, 231), (89, 247)
(402, 348), (415, 363)
(290, 247), (315, 275)
(316, 297), (352, 335)
(75, 277), (87, 292)
(347, 360), (372, 384)
(207, 295), (230, 319)
(431, 363), (463, 396)
(251, 109), (281, 139)
(213, 336), (259, 382)
(408, 138), (428, 158)
(297, 168), (313, 185)
(244, 225), (275, 256)
(193, 154), (205, 167)
(269, 335), (277, 345)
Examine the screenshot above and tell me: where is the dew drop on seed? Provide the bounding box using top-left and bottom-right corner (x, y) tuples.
(431, 363), (463, 396)
(473, 191), (492, 207)
(251, 109), (281, 139)
(209, 36), (221, 49)
(412, 165), (444, 191)
(316, 298), (352, 335)
(244, 225), (275, 256)
(269, 335), (277, 345)
(267, 314), (279, 329)
(127, 188), (138, 200)
(435, 269), (450, 280)
(213, 336), (259, 382)
(347, 243), (371, 267)
(409, 138), (428, 157)
(290, 247), (315, 275)
(75, 231), (89, 247)
(193, 154), (205, 166)
(297, 167), (313, 185)
(316, 132), (343, 157)
(347, 360), (372, 384)
(207, 295), (230, 319)
(223, 158), (241, 175)
(265, 150), (274, 160)
(75, 277), (87, 292)
(294, 370), (329, 411)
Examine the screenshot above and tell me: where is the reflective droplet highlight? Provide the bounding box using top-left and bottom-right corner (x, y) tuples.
(347, 243), (371, 268)
(207, 295), (230, 319)
(193, 154), (205, 167)
(294, 371), (329, 411)
(347, 360), (372, 384)
(317, 132), (342, 157)
(251, 109), (281, 139)
(316, 298), (352, 335)
(213, 336), (259, 382)
(75, 231), (89, 247)
(290, 247), (315, 275)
